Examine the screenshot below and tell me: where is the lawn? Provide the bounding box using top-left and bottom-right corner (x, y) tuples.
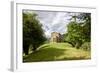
(23, 43), (91, 62)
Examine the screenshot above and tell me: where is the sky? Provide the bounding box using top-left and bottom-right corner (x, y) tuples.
(36, 11), (72, 38)
(23, 10), (80, 38)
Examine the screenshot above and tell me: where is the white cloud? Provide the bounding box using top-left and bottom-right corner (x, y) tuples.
(35, 11), (71, 38)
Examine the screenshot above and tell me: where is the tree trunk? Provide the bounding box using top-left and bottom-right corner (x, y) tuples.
(33, 45), (37, 51)
(23, 44), (29, 55)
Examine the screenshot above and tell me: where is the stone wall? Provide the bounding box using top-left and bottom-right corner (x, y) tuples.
(50, 32), (62, 42)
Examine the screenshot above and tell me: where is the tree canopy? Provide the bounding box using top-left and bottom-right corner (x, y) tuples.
(64, 13), (91, 49)
(23, 12), (46, 55)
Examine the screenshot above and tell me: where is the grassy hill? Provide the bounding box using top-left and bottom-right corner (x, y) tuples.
(23, 43), (91, 62)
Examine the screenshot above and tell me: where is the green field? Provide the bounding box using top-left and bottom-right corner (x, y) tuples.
(23, 43), (91, 62)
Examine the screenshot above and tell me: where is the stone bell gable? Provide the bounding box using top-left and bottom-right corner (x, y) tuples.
(50, 32), (62, 43)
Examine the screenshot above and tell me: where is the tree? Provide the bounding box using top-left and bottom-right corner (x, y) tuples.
(64, 13), (91, 49)
(65, 21), (83, 48)
(23, 12), (46, 55)
(78, 13), (91, 42)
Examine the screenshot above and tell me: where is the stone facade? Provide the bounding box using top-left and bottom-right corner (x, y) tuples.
(50, 32), (62, 42)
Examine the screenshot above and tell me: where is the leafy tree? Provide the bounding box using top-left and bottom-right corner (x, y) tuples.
(65, 22), (83, 48)
(23, 12), (46, 55)
(78, 13), (91, 42)
(64, 13), (91, 49)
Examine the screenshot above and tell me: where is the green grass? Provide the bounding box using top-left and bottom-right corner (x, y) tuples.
(23, 43), (91, 62)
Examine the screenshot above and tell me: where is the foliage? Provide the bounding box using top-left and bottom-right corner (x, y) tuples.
(64, 22), (83, 48)
(78, 13), (91, 42)
(81, 42), (91, 50)
(64, 13), (91, 49)
(23, 12), (46, 55)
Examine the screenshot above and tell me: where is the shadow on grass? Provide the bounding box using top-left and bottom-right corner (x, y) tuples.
(23, 45), (67, 62)
(23, 43), (91, 63)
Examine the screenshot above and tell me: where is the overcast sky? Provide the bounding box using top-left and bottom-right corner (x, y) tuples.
(36, 11), (72, 38)
(23, 10), (80, 38)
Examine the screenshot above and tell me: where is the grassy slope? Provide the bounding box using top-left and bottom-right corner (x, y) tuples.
(23, 43), (91, 62)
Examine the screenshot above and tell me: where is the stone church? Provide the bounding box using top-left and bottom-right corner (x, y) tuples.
(50, 32), (62, 43)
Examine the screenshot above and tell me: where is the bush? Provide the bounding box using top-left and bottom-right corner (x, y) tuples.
(81, 42), (91, 50)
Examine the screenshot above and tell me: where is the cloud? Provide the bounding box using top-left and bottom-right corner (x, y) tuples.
(34, 11), (71, 38)
(23, 10), (76, 38)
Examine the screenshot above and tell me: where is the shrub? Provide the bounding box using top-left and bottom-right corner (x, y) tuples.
(81, 42), (91, 50)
